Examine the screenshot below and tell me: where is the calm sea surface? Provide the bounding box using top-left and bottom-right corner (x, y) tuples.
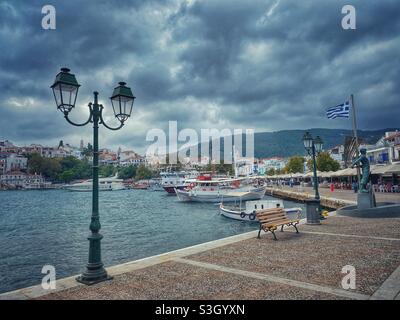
(0, 189), (305, 293)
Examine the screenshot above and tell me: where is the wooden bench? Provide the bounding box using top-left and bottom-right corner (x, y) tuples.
(256, 207), (300, 240)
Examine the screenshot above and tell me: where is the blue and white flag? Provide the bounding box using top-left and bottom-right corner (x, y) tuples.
(326, 101), (350, 119)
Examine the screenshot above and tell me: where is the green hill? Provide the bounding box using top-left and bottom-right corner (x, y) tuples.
(197, 128), (398, 159)
(252, 128), (396, 158)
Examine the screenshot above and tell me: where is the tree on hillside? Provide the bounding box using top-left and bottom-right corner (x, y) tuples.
(135, 165), (153, 180)
(310, 152), (341, 172)
(99, 165), (116, 177)
(82, 143), (93, 157)
(118, 165), (137, 180)
(27, 153), (44, 174)
(60, 156), (81, 170)
(27, 153), (62, 180)
(59, 169), (75, 183)
(285, 156), (305, 173)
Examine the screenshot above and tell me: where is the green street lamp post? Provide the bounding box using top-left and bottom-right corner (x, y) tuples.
(51, 68), (135, 285)
(302, 132), (324, 224)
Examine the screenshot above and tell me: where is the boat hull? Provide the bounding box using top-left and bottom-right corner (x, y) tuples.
(176, 187), (266, 203)
(64, 184), (125, 192)
(163, 185), (186, 194)
(220, 205), (302, 222)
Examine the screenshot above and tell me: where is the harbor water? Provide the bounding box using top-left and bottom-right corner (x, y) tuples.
(0, 189), (305, 294)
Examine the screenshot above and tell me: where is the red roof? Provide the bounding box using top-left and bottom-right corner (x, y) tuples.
(384, 132), (400, 140)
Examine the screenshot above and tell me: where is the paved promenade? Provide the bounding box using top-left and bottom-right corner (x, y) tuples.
(2, 213), (399, 300)
(277, 185), (400, 203)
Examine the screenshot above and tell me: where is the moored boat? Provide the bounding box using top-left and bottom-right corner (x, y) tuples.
(175, 177), (266, 202)
(219, 195), (302, 222)
(132, 182), (149, 190)
(160, 171), (199, 194)
(63, 176), (125, 192)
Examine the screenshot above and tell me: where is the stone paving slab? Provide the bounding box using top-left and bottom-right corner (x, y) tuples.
(186, 219), (400, 296)
(37, 261), (350, 300)
(299, 216), (400, 239)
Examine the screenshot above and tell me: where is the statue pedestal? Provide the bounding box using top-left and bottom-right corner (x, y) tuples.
(357, 190), (376, 210)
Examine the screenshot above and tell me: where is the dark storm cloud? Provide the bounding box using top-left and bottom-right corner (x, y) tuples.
(0, 0), (399, 153)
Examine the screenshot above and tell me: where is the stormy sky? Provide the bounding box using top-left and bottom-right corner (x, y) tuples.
(0, 0), (399, 154)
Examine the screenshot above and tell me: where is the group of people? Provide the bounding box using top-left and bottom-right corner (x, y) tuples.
(373, 183), (399, 193)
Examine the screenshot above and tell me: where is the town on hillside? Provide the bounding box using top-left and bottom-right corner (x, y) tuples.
(1, 130), (399, 191)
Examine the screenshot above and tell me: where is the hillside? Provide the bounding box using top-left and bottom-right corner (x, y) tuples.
(196, 128), (398, 159)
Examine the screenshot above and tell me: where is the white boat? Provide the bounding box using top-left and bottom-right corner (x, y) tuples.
(219, 195), (302, 222)
(160, 170), (200, 194)
(64, 176), (125, 192)
(175, 177), (266, 202)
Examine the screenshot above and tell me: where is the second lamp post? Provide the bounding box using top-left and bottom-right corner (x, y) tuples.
(302, 132), (324, 224)
(51, 68), (136, 285)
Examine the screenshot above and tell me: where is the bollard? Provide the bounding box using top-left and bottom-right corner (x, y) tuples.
(306, 199), (321, 225)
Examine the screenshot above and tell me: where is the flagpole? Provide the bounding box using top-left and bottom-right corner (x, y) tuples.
(350, 94), (361, 187)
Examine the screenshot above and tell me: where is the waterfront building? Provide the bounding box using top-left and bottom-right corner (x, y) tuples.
(119, 155), (146, 167)
(0, 171), (49, 189)
(261, 157), (288, 172)
(0, 140), (19, 153)
(0, 171), (26, 187)
(0, 155), (6, 174)
(365, 131), (400, 164)
(19, 144), (45, 156)
(0, 153), (28, 173)
(327, 145), (345, 167)
(99, 148), (118, 165)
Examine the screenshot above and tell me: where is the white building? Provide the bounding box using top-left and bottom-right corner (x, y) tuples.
(0, 172), (49, 189)
(0, 153), (28, 173)
(120, 156), (146, 167)
(365, 131), (400, 164)
(261, 157), (288, 172)
(328, 145), (344, 163)
(0, 155), (6, 174)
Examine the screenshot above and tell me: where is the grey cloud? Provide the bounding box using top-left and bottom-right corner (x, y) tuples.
(0, 0), (399, 153)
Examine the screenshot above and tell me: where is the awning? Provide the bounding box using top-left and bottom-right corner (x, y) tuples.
(319, 171), (334, 178)
(371, 165), (388, 174)
(384, 163), (400, 174)
(330, 168), (356, 177)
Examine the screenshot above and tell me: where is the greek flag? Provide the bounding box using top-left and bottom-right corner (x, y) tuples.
(326, 101), (350, 119)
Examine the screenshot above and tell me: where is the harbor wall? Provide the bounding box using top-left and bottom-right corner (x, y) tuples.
(265, 187), (355, 209)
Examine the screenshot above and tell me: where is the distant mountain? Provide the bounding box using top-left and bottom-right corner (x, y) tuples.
(252, 128), (398, 158)
(195, 128), (398, 159)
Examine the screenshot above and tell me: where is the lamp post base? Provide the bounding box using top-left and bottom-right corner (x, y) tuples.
(305, 199), (321, 225)
(76, 266), (113, 286)
(76, 232), (113, 285)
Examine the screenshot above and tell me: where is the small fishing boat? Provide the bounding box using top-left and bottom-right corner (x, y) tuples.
(219, 193), (302, 222)
(132, 182), (149, 190)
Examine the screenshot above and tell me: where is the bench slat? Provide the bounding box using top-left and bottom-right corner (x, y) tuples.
(263, 219), (299, 228)
(256, 208), (284, 215)
(257, 212), (286, 220)
(258, 216), (289, 224)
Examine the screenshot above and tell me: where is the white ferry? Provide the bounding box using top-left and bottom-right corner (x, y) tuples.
(64, 176), (125, 192)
